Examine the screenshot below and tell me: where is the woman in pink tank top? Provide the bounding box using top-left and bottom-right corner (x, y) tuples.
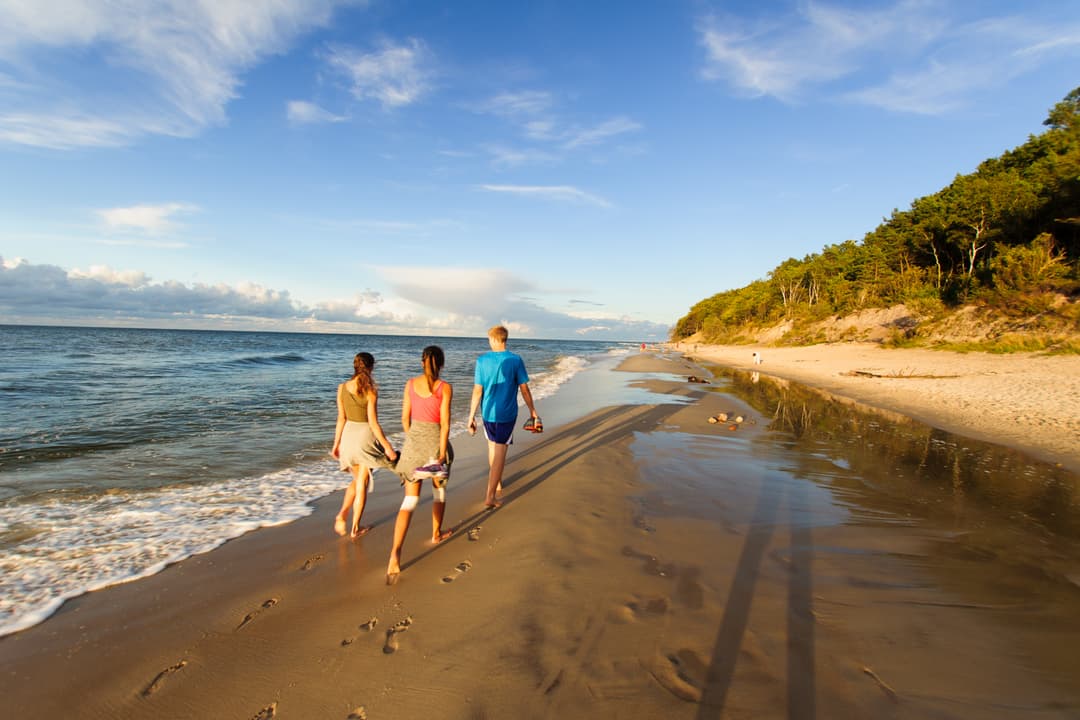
(387, 345), (454, 584)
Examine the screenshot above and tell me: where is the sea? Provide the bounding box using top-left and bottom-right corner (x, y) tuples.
(0, 325), (634, 636)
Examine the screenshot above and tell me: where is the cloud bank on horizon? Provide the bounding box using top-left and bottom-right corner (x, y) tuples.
(1, 1), (1078, 339)
(1, 256), (667, 339)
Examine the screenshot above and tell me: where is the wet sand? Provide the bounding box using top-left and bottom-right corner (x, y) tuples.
(681, 342), (1080, 473)
(1, 351), (1078, 719)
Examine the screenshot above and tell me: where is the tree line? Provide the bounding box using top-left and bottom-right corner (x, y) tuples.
(673, 88), (1080, 344)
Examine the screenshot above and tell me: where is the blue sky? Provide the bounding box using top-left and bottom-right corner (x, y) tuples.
(1, 1), (1078, 340)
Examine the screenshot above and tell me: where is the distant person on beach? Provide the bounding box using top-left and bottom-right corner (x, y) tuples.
(467, 325), (541, 509)
(386, 345), (454, 584)
(332, 352), (398, 539)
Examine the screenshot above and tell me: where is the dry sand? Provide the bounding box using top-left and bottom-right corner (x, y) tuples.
(1, 351), (1078, 719)
(680, 342), (1080, 473)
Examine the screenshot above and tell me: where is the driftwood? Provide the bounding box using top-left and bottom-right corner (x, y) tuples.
(842, 369), (959, 379)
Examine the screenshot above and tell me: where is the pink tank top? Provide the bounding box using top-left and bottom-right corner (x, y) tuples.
(410, 379), (444, 423)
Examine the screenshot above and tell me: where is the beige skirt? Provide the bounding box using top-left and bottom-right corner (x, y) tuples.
(338, 421), (396, 473)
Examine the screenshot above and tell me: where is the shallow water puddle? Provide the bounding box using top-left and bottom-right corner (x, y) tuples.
(626, 369), (1080, 715)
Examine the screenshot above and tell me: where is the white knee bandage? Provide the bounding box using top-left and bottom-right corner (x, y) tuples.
(400, 495), (419, 511)
(432, 487), (446, 503)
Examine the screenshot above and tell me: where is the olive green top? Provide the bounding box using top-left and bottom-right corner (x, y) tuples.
(339, 383), (369, 423)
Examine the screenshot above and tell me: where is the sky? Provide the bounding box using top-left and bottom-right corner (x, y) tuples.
(1, 1), (1078, 341)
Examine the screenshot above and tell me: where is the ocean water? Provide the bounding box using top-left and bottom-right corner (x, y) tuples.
(0, 325), (632, 636)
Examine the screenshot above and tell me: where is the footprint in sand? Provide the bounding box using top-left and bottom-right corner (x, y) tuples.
(347, 708), (367, 720)
(675, 568), (705, 610)
(236, 598), (279, 630)
(467, 526), (481, 542)
(650, 649), (708, 703)
(442, 560), (472, 583)
(621, 546), (676, 577)
(142, 659), (187, 697)
(383, 616), (413, 654)
(251, 701), (277, 719)
(359, 617), (378, 632)
(300, 554), (324, 571)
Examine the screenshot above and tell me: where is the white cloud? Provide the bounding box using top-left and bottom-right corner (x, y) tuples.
(286, 100), (347, 125)
(0, 257), (669, 339)
(96, 203), (198, 234)
(377, 265), (667, 339)
(310, 292), (392, 324)
(0, 113), (139, 150)
(0, 1), (350, 148)
(845, 59), (978, 115)
(325, 38), (433, 108)
(474, 89), (642, 163)
(68, 265), (149, 286)
(478, 90), (554, 118)
(561, 116), (641, 150)
(0, 258), (303, 320)
(849, 16), (1080, 114)
(483, 143), (560, 168)
(698, 2), (1080, 113)
(480, 184), (612, 208)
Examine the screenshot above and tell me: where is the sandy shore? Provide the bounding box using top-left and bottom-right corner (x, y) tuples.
(680, 342), (1080, 473)
(2, 352), (1078, 719)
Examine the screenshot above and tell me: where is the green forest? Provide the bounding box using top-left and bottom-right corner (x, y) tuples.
(673, 88), (1080, 351)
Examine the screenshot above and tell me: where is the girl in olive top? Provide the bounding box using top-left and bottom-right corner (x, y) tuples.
(332, 352), (398, 538)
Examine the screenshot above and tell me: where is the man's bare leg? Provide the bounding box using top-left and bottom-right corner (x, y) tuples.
(485, 441), (509, 507)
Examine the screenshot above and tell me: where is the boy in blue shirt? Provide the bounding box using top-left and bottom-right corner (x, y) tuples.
(467, 325), (541, 508)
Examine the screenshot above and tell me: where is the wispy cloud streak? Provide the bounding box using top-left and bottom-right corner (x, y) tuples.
(698, 1), (1080, 114)
(0, 0), (349, 148)
(97, 203), (199, 234)
(479, 184), (612, 208)
(287, 100), (347, 125)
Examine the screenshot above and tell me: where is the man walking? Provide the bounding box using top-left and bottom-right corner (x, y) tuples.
(467, 325), (541, 509)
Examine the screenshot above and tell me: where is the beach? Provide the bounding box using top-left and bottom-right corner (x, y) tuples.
(682, 341), (1080, 474)
(2, 348), (1079, 719)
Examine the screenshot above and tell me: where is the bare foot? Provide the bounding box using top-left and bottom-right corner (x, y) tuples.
(334, 515), (347, 536)
(350, 524), (372, 539)
(483, 500), (502, 510)
(387, 556), (401, 585)
(431, 529), (453, 544)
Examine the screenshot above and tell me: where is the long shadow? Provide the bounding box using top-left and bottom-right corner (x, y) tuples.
(496, 402), (688, 507)
(787, 478), (816, 720)
(400, 401), (686, 573)
(696, 473), (781, 716)
(695, 469), (817, 719)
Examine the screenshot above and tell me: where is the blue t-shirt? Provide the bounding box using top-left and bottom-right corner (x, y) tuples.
(474, 350), (529, 423)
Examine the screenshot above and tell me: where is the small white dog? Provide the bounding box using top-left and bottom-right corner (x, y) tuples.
(752, 351), (762, 365)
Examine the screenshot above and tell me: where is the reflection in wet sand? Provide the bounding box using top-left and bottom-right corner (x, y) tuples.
(631, 367), (1080, 718)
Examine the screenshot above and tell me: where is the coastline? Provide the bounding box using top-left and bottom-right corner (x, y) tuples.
(2, 351), (1078, 719)
(680, 341), (1080, 473)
